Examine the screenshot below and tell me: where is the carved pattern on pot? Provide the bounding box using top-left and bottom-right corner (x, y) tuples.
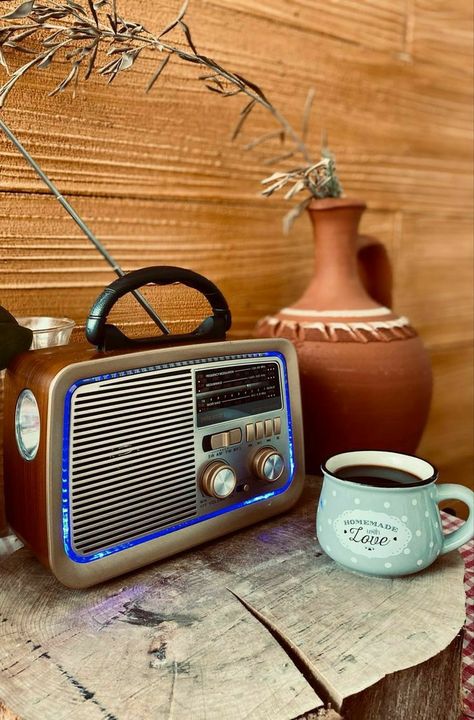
(256, 313), (417, 344)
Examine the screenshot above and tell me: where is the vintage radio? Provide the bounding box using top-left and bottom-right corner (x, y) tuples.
(4, 267), (304, 588)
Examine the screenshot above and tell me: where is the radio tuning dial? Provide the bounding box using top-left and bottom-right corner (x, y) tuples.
(201, 461), (237, 499)
(253, 447), (285, 483)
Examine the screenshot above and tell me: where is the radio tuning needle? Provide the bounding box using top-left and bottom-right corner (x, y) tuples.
(0, 118), (171, 335)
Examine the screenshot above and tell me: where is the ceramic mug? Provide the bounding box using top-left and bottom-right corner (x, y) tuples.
(317, 450), (474, 576)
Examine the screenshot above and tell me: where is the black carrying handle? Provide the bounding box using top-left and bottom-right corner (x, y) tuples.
(86, 266), (232, 350)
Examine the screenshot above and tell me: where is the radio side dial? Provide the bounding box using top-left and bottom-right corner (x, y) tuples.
(253, 447), (285, 482)
(201, 461), (237, 499)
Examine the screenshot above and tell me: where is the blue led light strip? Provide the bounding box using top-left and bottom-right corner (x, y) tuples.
(62, 352), (295, 563)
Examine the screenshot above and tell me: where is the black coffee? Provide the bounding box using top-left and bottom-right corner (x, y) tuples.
(335, 464), (428, 488)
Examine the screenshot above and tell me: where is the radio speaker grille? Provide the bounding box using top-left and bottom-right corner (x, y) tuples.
(68, 367), (196, 556)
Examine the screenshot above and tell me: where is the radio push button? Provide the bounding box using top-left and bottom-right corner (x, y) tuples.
(253, 447), (285, 483)
(229, 428), (242, 445)
(201, 461), (237, 499)
(264, 419), (273, 437)
(246, 424), (255, 442)
(210, 432), (230, 450)
(273, 417), (281, 435)
(255, 421), (265, 440)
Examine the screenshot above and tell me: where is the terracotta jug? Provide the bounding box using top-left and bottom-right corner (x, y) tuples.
(255, 198), (432, 474)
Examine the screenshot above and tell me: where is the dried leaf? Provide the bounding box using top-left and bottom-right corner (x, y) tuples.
(7, 27), (36, 43)
(284, 179), (305, 200)
(178, 20), (197, 54)
(175, 49), (200, 64)
(301, 87), (315, 141)
(233, 72), (268, 103)
(304, 159), (328, 176)
(2, 41), (35, 54)
(321, 128), (328, 153)
(200, 74), (224, 91)
(48, 60), (79, 96)
(84, 41), (98, 80)
(263, 150), (295, 166)
(158, 0), (189, 39)
(205, 83), (224, 95)
(119, 50), (135, 70)
(106, 45), (132, 55)
(98, 56), (120, 74)
(244, 130), (284, 150)
(261, 178), (289, 196)
(146, 52), (169, 92)
(0, 54), (39, 106)
(261, 171), (290, 184)
(37, 53), (53, 68)
(42, 29), (64, 46)
(2, 0), (35, 20)
(283, 196), (312, 235)
(87, 0), (99, 27)
(106, 12), (117, 32)
(106, 59), (121, 83)
(0, 47), (9, 74)
(67, 0), (86, 13)
(231, 98), (255, 141)
(0, 75), (18, 106)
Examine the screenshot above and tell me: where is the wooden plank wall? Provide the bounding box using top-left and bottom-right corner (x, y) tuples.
(0, 0), (472, 530)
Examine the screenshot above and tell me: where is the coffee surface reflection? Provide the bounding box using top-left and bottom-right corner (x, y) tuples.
(335, 464), (429, 489)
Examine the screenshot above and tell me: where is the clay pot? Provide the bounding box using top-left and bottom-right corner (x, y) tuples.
(255, 198), (432, 474)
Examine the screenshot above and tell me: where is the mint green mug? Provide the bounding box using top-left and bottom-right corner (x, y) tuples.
(317, 450), (474, 576)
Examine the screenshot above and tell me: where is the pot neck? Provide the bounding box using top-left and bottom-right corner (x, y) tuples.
(297, 199), (379, 311)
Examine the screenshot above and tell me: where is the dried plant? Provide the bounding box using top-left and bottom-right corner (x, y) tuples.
(0, 0), (343, 231)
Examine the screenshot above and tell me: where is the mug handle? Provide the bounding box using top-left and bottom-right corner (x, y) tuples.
(435, 484), (474, 554)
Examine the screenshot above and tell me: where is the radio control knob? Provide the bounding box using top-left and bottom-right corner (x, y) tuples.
(201, 461), (237, 499)
(253, 447), (285, 482)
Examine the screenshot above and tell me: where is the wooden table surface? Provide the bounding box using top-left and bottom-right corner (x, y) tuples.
(0, 478), (467, 720)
